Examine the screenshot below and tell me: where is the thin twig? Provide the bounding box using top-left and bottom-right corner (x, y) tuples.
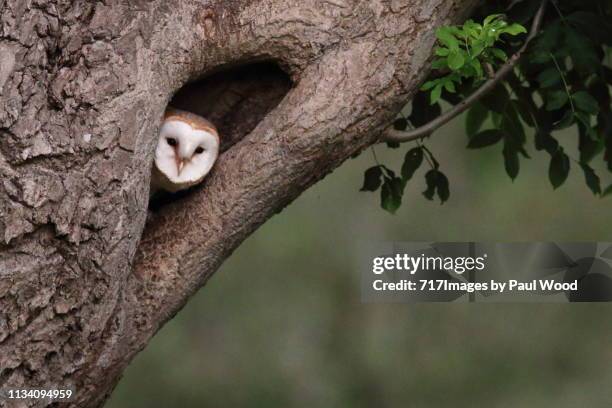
(549, 52), (575, 113)
(370, 146), (381, 166)
(383, 0), (548, 144)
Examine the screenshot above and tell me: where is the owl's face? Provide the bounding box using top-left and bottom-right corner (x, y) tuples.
(154, 118), (219, 186)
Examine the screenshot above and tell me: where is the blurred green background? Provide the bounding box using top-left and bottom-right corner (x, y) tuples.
(109, 115), (612, 407)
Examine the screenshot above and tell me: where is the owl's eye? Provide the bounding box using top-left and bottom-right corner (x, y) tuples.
(166, 137), (177, 147)
(195, 146), (205, 154)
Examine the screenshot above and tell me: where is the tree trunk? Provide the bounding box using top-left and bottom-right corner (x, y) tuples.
(0, 0), (477, 406)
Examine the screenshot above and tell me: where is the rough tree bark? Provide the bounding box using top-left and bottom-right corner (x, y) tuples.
(0, 0), (477, 406)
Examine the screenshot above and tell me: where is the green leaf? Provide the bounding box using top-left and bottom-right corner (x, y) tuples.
(500, 104), (525, 145)
(380, 177), (403, 214)
(467, 129), (504, 148)
(549, 149), (570, 189)
(422, 170), (450, 204)
(466, 102), (488, 137)
(471, 41), (486, 58)
(401, 147), (423, 181)
(435, 47), (450, 57)
(431, 58), (448, 70)
(565, 28), (600, 75)
(469, 59), (484, 78)
(430, 83), (443, 105)
(512, 100), (535, 127)
(602, 112), (612, 172)
(447, 51), (465, 70)
(537, 67), (562, 88)
(500, 23), (527, 36)
(360, 166), (383, 192)
(490, 48), (508, 62)
(483, 14), (504, 27)
(553, 109), (574, 130)
(546, 91), (569, 111)
(462, 20), (482, 39)
(530, 50), (552, 65)
(443, 79), (456, 93)
(421, 80), (437, 91)
(441, 83), (463, 105)
(423, 177), (435, 200)
(436, 171), (450, 203)
(503, 143), (520, 180)
(574, 111), (591, 127)
(409, 91), (442, 127)
(531, 22), (562, 64)
(535, 131), (559, 155)
(573, 91), (599, 114)
(481, 85), (510, 113)
(588, 78), (611, 108)
(436, 26), (459, 49)
(574, 112), (599, 141)
(580, 163), (601, 195)
(578, 130), (603, 163)
(491, 112), (503, 128)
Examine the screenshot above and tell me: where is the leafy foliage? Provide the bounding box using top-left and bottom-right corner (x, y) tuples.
(360, 143), (450, 214)
(422, 15), (526, 104)
(361, 0), (612, 213)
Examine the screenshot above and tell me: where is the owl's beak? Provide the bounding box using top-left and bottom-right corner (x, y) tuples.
(175, 156), (186, 175)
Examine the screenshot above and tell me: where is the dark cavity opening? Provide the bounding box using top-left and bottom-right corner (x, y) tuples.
(169, 62), (292, 152)
(149, 62), (292, 210)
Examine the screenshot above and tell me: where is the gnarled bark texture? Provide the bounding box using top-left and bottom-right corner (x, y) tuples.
(0, 0), (477, 406)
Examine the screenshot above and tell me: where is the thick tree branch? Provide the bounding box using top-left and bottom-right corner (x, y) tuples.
(0, 1), (480, 406)
(383, 0), (548, 143)
(122, 0), (479, 390)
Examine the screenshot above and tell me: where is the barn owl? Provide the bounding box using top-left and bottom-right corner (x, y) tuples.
(151, 108), (220, 194)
